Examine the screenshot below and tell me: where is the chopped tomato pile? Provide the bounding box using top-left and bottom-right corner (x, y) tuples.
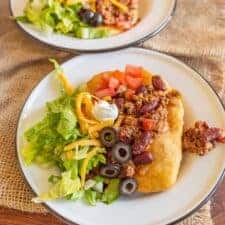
(92, 65), (144, 98)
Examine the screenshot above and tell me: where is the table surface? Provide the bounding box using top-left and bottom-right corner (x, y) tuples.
(0, 179), (224, 225)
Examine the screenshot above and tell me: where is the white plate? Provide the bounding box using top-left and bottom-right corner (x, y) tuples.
(16, 48), (225, 225)
(10, 0), (176, 52)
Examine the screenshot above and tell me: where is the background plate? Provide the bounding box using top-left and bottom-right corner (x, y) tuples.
(10, 0), (176, 52)
(17, 48), (225, 225)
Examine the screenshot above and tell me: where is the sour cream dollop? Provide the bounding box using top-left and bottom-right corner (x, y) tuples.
(92, 100), (118, 121)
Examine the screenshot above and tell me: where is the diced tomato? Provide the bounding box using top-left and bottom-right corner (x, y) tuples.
(141, 118), (155, 131)
(95, 88), (116, 98)
(102, 72), (111, 81)
(109, 77), (119, 89)
(112, 70), (126, 84)
(125, 75), (143, 90)
(125, 65), (143, 78)
(125, 89), (135, 100)
(95, 73), (110, 91)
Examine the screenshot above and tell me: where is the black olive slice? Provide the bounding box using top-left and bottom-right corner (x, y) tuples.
(100, 127), (118, 148)
(89, 13), (103, 27)
(119, 178), (138, 195)
(112, 142), (131, 164)
(78, 9), (95, 23)
(100, 164), (120, 178)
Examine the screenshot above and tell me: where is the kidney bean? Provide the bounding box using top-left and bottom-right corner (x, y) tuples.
(204, 127), (225, 143)
(115, 97), (125, 111)
(203, 128), (220, 142)
(132, 131), (152, 155)
(195, 121), (209, 130)
(136, 85), (147, 95)
(217, 131), (225, 143)
(133, 151), (153, 165)
(152, 76), (167, 91)
(139, 99), (159, 115)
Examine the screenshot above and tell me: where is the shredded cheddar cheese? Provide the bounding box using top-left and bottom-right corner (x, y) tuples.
(109, 0), (128, 13)
(80, 147), (103, 186)
(64, 139), (101, 151)
(88, 119), (114, 138)
(58, 73), (74, 95)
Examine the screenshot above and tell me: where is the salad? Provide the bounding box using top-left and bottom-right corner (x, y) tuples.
(15, 0), (140, 39)
(24, 60), (147, 205)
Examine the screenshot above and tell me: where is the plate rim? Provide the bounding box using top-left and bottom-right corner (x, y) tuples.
(9, 0), (177, 53)
(16, 47), (225, 225)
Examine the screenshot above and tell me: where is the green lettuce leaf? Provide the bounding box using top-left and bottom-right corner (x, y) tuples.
(63, 159), (79, 179)
(23, 94), (80, 166)
(14, 16), (30, 23)
(48, 175), (61, 184)
(86, 153), (106, 174)
(15, 0), (111, 39)
(101, 179), (120, 204)
(46, 95), (72, 113)
(84, 189), (98, 206)
(32, 170), (81, 202)
(21, 144), (39, 166)
(66, 190), (84, 200)
(57, 109), (77, 140)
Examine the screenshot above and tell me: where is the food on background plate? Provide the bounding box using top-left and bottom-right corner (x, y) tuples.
(15, 0), (140, 39)
(22, 60), (225, 206)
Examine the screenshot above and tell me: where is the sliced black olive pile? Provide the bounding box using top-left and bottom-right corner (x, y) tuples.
(78, 8), (103, 27)
(119, 178), (138, 195)
(100, 127), (132, 164)
(99, 127), (138, 196)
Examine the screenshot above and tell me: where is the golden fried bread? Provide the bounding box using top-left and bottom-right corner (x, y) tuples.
(135, 90), (184, 193)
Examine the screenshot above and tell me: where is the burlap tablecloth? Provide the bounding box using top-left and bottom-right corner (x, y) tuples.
(1, 0), (225, 224)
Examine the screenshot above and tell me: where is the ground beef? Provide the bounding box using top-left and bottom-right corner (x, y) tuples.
(148, 103), (169, 134)
(112, 78), (171, 164)
(183, 121), (225, 156)
(119, 160), (136, 178)
(124, 102), (137, 115)
(118, 125), (140, 144)
(122, 116), (139, 126)
(132, 85), (170, 135)
(113, 81), (171, 157)
(96, 0), (139, 30)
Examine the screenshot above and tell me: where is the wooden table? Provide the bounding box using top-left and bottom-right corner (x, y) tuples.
(0, 180), (224, 225)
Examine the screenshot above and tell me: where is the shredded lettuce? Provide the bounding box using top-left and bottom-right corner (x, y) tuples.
(84, 189), (98, 206)
(83, 177), (119, 205)
(32, 171), (81, 202)
(57, 109), (77, 140)
(86, 153), (106, 174)
(74, 146), (89, 160)
(48, 174), (61, 184)
(15, 0), (111, 39)
(23, 59), (122, 205)
(63, 159), (79, 179)
(102, 179), (120, 204)
(22, 94), (81, 166)
(22, 144), (39, 166)
(46, 95), (72, 113)
(66, 190), (84, 200)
